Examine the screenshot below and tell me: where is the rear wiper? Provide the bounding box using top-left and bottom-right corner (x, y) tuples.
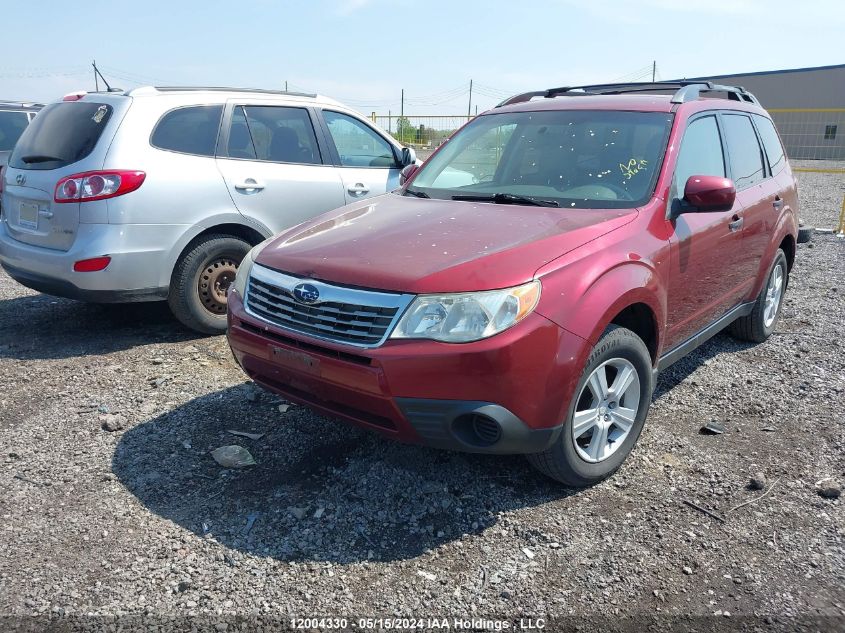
(451, 192), (559, 207)
(404, 188), (430, 198)
(19, 154), (63, 164)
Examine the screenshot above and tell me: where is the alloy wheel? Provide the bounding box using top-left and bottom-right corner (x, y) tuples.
(763, 262), (785, 328)
(572, 358), (641, 463)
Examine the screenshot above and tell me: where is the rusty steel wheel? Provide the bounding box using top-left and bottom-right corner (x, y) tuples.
(198, 257), (238, 315)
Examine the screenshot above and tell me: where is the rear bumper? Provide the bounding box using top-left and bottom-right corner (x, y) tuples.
(227, 291), (590, 454)
(0, 221), (179, 302)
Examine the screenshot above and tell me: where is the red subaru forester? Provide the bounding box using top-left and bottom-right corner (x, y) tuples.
(226, 82), (798, 486)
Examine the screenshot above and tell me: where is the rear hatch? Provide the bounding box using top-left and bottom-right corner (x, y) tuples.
(2, 99), (124, 251)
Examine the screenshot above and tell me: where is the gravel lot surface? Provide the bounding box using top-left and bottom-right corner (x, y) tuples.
(791, 160), (845, 230)
(1, 182), (843, 631)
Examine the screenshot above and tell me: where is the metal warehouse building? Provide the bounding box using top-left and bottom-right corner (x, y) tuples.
(688, 63), (845, 160)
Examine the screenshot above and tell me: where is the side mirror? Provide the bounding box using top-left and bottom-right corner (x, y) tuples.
(399, 163), (420, 185)
(683, 175), (736, 212)
(400, 146), (416, 167)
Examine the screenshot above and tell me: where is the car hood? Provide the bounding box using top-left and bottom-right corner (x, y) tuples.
(255, 193), (638, 294)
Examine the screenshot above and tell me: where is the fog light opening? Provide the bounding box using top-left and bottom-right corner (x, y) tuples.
(452, 413), (502, 448)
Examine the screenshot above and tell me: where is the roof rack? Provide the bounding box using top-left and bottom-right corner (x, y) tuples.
(496, 81), (759, 107)
(0, 99), (45, 109)
(149, 86), (317, 98)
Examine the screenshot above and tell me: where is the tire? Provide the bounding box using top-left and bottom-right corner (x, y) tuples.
(168, 234), (251, 334)
(527, 325), (654, 487)
(729, 249), (788, 343)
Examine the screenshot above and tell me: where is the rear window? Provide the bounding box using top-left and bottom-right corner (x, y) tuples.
(0, 111), (30, 152)
(151, 105), (223, 157)
(9, 102), (113, 170)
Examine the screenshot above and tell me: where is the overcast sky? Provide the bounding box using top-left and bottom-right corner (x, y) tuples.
(1, 0), (842, 114)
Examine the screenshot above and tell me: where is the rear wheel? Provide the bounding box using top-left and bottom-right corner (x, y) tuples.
(729, 249), (788, 343)
(527, 326), (654, 487)
(168, 234), (251, 334)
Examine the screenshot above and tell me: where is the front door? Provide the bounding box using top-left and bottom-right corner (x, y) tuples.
(665, 114), (748, 349)
(320, 110), (403, 204)
(216, 103), (346, 234)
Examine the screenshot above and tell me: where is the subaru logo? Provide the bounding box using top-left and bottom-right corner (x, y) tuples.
(293, 283), (320, 304)
(15, 174), (25, 185)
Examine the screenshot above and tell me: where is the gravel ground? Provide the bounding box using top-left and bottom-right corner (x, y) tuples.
(791, 160), (845, 230)
(1, 185), (843, 631)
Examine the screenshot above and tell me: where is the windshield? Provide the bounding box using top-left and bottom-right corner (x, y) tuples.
(0, 111), (30, 152)
(408, 109), (672, 209)
(9, 101), (113, 170)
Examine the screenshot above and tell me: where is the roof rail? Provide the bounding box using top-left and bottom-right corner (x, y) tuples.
(497, 81), (759, 107)
(147, 86), (318, 98)
(0, 99), (45, 108)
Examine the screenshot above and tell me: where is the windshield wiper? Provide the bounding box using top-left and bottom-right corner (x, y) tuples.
(404, 188), (430, 198)
(451, 192), (559, 207)
(19, 154), (64, 164)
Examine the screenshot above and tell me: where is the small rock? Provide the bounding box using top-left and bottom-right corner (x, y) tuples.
(522, 547), (535, 559)
(289, 507), (307, 520)
(682, 566), (693, 575)
(278, 404), (290, 413)
(417, 570), (436, 581)
(700, 420), (726, 435)
(177, 580), (192, 593)
(151, 357), (165, 365)
(500, 590), (512, 600)
(748, 473), (767, 490)
(100, 414), (125, 432)
(817, 485), (841, 500)
(313, 507), (325, 519)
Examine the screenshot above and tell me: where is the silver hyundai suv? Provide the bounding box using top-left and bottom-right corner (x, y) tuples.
(0, 87), (416, 333)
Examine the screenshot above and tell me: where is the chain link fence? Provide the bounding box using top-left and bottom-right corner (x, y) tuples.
(370, 115), (474, 148)
(768, 108), (844, 160)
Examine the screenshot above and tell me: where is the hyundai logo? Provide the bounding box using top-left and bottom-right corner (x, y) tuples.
(15, 174), (25, 185)
(293, 283), (320, 304)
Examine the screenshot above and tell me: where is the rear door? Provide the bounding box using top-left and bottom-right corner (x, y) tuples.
(2, 101), (118, 251)
(720, 113), (778, 287)
(318, 110), (403, 203)
(215, 103), (346, 234)
(665, 113), (748, 348)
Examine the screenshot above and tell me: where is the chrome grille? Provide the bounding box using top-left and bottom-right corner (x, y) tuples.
(244, 264), (414, 347)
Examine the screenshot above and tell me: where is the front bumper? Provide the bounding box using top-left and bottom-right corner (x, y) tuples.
(0, 221), (180, 302)
(227, 290), (591, 454)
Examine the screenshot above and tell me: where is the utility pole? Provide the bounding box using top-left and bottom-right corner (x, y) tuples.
(400, 89), (404, 120)
(93, 59), (99, 92)
(285, 81), (288, 91)
(652, 60), (656, 82)
(467, 79), (473, 118)
(388, 109), (391, 135)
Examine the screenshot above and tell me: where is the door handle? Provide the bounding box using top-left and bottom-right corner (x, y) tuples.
(234, 178), (265, 192)
(729, 215), (744, 232)
(772, 196), (784, 210)
(347, 182), (370, 196)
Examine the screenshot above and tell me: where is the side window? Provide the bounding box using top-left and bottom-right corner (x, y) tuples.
(0, 111), (30, 152)
(238, 106), (321, 165)
(151, 105), (223, 157)
(754, 115), (786, 175)
(673, 115), (725, 195)
(323, 111), (398, 168)
(722, 114), (766, 189)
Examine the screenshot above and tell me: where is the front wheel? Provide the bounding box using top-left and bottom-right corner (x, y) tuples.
(527, 325), (654, 487)
(168, 234), (251, 334)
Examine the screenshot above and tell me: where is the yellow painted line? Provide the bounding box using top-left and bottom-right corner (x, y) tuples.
(793, 168), (845, 174)
(769, 108), (845, 113)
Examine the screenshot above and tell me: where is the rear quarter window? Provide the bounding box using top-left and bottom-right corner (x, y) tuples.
(0, 111), (30, 152)
(9, 102), (113, 170)
(150, 105), (223, 157)
(754, 115), (786, 175)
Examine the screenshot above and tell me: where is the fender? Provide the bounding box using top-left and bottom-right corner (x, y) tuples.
(537, 259), (665, 362)
(156, 213), (272, 290)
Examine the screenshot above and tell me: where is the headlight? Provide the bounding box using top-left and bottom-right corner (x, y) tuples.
(231, 242), (263, 297)
(391, 280), (541, 343)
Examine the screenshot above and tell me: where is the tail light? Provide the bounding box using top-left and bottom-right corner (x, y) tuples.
(54, 170), (145, 203)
